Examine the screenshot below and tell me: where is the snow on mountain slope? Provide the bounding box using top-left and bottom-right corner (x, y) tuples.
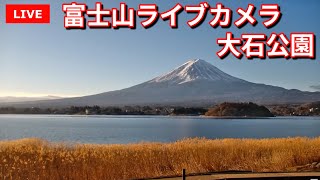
(147, 59), (245, 85)
(3, 59), (320, 107)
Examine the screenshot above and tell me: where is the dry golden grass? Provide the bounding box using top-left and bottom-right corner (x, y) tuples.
(0, 137), (320, 179)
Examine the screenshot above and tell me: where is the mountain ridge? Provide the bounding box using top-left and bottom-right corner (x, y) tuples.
(2, 59), (320, 107)
(0, 96), (62, 103)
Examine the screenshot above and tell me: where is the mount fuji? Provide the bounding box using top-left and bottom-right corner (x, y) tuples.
(6, 59), (320, 107)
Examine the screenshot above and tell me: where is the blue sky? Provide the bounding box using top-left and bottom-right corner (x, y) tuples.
(0, 0), (319, 97)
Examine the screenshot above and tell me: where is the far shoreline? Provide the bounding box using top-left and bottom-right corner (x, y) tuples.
(0, 113), (319, 118)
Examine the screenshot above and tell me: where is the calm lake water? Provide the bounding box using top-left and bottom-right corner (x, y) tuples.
(0, 115), (319, 144)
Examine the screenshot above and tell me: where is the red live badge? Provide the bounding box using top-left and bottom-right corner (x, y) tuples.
(6, 4), (50, 24)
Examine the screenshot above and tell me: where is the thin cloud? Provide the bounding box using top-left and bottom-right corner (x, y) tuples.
(310, 85), (320, 90)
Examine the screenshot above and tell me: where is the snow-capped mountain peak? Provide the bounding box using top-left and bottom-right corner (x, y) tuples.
(148, 59), (243, 85)
(5, 59), (320, 107)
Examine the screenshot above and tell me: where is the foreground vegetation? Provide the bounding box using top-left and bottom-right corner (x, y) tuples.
(0, 137), (320, 179)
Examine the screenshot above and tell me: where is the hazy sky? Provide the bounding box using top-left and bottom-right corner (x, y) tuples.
(1, 0), (319, 97)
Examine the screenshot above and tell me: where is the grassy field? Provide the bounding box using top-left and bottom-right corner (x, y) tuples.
(0, 137), (320, 179)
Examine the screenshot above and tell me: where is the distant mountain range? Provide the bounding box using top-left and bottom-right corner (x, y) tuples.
(3, 59), (320, 107)
(0, 96), (61, 103)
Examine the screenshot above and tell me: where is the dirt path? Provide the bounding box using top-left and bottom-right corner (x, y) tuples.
(161, 172), (320, 180)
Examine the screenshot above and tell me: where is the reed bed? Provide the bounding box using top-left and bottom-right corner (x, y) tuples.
(0, 137), (319, 179)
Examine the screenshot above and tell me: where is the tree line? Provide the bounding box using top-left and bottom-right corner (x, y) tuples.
(0, 102), (319, 116)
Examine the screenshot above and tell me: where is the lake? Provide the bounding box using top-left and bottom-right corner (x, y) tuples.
(0, 115), (319, 144)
